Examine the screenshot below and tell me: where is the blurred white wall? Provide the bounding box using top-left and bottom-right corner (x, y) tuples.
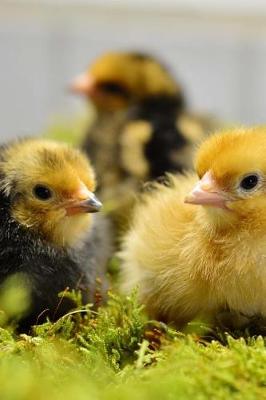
(1, 0), (266, 140)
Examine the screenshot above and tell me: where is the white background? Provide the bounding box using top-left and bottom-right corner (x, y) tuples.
(1, 0), (266, 140)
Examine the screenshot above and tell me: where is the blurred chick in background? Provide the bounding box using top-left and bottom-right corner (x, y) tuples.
(0, 138), (112, 331)
(71, 51), (219, 234)
(120, 127), (266, 331)
(71, 51), (217, 190)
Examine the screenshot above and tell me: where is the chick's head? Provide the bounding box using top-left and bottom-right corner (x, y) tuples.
(185, 128), (266, 229)
(71, 51), (180, 111)
(1, 139), (101, 247)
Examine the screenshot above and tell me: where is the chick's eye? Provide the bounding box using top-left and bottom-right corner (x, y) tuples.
(99, 82), (130, 97)
(33, 185), (53, 200)
(240, 174), (259, 191)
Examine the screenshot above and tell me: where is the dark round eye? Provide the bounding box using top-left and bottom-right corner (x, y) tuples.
(240, 174), (259, 191)
(33, 185), (53, 200)
(98, 82), (130, 97)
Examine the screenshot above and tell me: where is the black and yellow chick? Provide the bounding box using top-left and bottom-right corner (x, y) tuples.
(71, 51), (220, 236)
(0, 138), (112, 331)
(71, 51), (218, 188)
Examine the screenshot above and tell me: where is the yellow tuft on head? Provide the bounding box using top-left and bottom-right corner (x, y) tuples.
(196, 127), (266, 184)
(194, 127), (266, 230)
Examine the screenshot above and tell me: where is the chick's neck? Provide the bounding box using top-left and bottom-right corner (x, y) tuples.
(43, 213), (93, 249)
(11, 201), (93, 249)
(197, 205), (266, 240)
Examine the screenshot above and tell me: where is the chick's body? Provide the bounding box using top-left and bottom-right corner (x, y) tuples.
(83, 110), (128, 191)
(0, 139), (112, 330)
(72, 51), (216, 188)
(121, 128), (266, 328)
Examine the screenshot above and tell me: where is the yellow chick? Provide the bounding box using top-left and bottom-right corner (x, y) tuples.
(120, 127), (266, 330)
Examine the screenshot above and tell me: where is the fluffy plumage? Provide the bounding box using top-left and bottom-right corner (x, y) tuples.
(120, 94), (207, 180)
(0, 138), (112, 330)
(71, 51), (216, 189)
(120, 127), (266, 330)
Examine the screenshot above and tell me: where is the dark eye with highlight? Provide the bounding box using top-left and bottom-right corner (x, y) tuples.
(239, 174), (259, 191)
(33, 185), (53, 200)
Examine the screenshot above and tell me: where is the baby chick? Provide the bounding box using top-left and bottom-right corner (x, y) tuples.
(71, 51), (216, 189)
(0, 138), (112, 330)
(120, 127), (266, 330)
(71, 51), (220, 236)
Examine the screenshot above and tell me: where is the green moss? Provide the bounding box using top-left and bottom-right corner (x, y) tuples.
(0, 290), (264, 400)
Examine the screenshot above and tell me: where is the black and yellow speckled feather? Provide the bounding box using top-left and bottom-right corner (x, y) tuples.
(74, 51), (220, 185)
(121, 93), (187, 180)
(0, 138), (112, 331)
(72, 51), (221, 232)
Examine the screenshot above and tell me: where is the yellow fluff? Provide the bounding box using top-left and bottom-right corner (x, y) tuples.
(120, 127), (266, 329)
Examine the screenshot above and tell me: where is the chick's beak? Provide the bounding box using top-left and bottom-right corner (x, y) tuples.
(65, 186), (102, 216)
(76, 194), (102, 213)
(70, 73), (95, 95)
(184, 171), (229, 209)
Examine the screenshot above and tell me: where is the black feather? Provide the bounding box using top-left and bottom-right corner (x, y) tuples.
(0, 189), (111, 332)
(127, 94), (188, 179)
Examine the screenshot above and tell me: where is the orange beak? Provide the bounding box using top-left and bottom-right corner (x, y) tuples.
(70, 72), (95, 95)
(65, 185), (102, 216)
(184, 171), (229, 209)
